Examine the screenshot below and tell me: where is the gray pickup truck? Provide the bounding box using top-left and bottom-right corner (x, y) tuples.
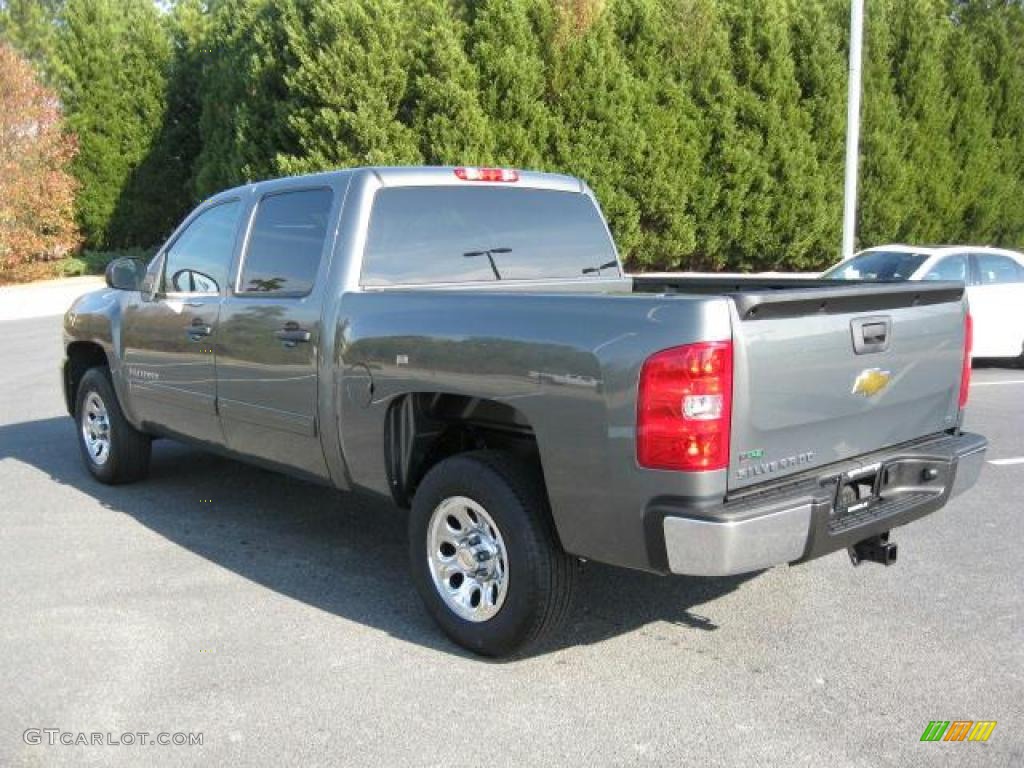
(63, 166), (986, 655)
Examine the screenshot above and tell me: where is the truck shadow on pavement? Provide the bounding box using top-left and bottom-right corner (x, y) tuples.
(1, 416), (758, 659)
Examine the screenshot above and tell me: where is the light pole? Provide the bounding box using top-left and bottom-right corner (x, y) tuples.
(841, 0), (865, 261)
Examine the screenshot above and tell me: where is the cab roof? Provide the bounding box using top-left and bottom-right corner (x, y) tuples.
(207, 166), (587, 204)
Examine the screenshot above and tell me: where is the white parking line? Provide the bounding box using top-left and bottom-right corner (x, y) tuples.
(972, 379), (1024, 387)
(988, 457), (1024, 466)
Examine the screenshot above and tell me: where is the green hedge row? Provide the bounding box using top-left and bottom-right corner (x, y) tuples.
(5, 0), (1024, 271)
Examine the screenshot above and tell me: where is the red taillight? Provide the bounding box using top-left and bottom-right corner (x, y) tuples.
(637, 341), (733, 471)
(454, 167), (519, 182)
(959, 312), (972, 409)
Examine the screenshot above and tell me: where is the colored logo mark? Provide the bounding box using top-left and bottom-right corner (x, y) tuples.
(920, 721), (997, 742)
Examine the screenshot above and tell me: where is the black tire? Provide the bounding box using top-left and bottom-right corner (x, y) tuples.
(408, 450), (576, 657)
(75, 367), (151, 484)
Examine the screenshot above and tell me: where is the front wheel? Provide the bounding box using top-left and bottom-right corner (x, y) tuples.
(75, 367), (151, 484)
(408, 450), (576, 657)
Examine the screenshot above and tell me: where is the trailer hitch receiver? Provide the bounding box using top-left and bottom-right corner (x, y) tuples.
(848, 532), (898, 567)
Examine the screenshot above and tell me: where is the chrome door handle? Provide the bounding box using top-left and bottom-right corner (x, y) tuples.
(274, 325), (311, 347)
(186, 319), (212, 340)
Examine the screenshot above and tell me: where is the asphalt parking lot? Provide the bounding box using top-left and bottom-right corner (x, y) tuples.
(1, 309), (1021, 767)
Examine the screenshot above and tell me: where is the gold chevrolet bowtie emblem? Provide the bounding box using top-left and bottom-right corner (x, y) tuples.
(852, 368), (892, 397)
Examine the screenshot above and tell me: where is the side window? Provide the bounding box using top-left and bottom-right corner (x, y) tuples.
(163, 200), (241, 294)
(237, 188), (333, 296)
(974, 254), (1023, 285)
(922, 254), (968, 282)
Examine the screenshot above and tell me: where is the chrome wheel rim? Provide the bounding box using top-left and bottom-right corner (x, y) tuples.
(81, 392), (111, 466)
(427, 496), (509, 623)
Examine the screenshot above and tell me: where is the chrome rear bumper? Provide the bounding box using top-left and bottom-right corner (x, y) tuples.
(662, 432), (987, 577)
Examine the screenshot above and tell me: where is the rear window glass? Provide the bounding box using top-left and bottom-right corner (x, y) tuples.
(361, 186), (620, 286)
(823, 250), (928, 281)
(238, 188), (333, 296)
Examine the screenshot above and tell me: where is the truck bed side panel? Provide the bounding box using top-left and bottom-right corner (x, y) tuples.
(333, 290), (732, 572)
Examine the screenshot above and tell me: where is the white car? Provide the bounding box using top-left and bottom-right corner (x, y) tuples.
(823, 244), (1024, 363)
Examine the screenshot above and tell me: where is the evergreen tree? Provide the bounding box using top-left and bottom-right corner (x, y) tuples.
(404, 0), (495, 166)
(468, 0), (559, 169)
(603, 0), (701, 269)
(889, 0), (957, 243)
(4, 0), (1021, 260)
(858, 0), (913, 247)
(194, 0), (290, 197)
(275, 0), (421, 174)
(548, 4), (646, 262)
(714, 0), (824, 270)
(56, 0), (170, 247)
(945, 21), (1001, 243)
(0, 0), (61, 78)
(790, 0), (847, 265)
(158, 0), (210, 219)
(955, 0), (1024, 246)
(663, 0), (741, 269)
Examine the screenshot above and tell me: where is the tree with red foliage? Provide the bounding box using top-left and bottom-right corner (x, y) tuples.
(0, 43), (79, 268)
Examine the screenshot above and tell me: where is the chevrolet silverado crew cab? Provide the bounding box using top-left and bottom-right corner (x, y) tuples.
(63, 166), (986, 656)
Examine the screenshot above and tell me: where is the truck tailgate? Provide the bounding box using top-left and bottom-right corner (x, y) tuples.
(727, 282), (967, 491)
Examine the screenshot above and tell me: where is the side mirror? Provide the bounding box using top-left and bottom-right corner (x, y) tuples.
(105, 257), (146, 291)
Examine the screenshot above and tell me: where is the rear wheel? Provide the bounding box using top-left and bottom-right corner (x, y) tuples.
(75, 367), (151, 484)
(408, 450), (576, 657)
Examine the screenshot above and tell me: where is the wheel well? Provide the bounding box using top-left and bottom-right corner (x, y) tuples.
(65, 342), (108, 415)
(384, 393), (541, 508)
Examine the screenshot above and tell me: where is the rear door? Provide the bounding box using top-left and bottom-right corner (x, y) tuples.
(967, 252), (1024, 358)
(727, 284), (967, 491)
(122, 199), (242, 444)
(216, 185), (338, 479)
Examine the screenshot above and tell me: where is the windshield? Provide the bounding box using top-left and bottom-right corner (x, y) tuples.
(822, 250), (928, 281)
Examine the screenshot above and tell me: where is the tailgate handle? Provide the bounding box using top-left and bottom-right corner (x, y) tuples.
(862, 323), (887, 343)
(851, 316), (891, 354)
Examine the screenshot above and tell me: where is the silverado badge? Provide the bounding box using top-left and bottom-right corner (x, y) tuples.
(851, 368), (891, 398)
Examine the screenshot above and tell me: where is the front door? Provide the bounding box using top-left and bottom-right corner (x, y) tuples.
(216, 186), (337, 478)
(122, 199), (243, 445)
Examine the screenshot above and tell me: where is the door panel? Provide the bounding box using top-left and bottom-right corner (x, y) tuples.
(216, 186), (335, 478)
(217, 298), (325, 473)
(123, 296), (223, 443)
(122, 199), (242, 444)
